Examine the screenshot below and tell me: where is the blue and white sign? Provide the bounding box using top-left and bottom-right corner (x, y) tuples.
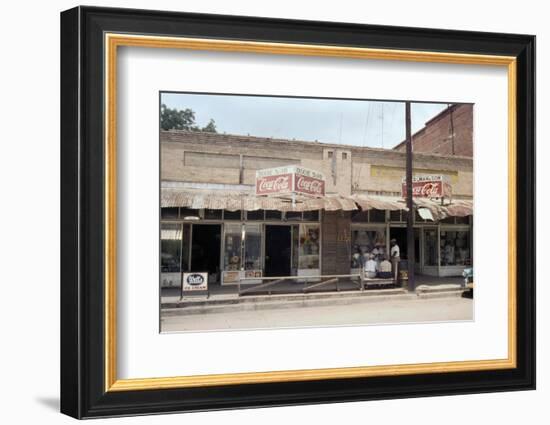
(182, 272), (208, 291)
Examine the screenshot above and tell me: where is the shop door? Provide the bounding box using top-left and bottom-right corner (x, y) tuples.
(423, 227), (439, 268)
(389, 227), (408, 259)
(265, 225), (291, 277)
(191, 224), (221, 284)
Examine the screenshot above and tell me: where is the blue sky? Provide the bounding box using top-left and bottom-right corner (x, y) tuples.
(161, 92), (451, 149)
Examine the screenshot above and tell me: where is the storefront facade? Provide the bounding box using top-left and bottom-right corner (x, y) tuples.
(161, 206), (472, 287)
(160, 130), (473, 288)
(160, 208), (321, 287)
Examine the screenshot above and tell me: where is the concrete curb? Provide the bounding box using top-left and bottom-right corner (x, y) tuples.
(161, 292), (469, 317)
(162, 289), (411, 315)
(161, 286), (470, 316)
(416, 290), (467, 299)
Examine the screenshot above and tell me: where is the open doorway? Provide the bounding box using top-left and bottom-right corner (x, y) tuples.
(389, 227), (408, 260)
(265, 225), (291, 277)
(191, 224), (221, 284)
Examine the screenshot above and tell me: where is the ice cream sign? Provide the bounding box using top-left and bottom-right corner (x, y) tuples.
(401, 175), (452, 199)
(182, 272), (208, 291)
(256, 166), (325, 197)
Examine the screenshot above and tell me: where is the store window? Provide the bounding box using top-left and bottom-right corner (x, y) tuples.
(246, 210), (264, 221)
(244, 224), (262, 271)
(351, 209), (369, 223)
(440, 216), (456, 224)
(389, 210), (402, 222)
(369, 209), (386, 222)
(424, 228), (438, 266)
(285, 211), (302, 221)
(265, 210), (282, 220)
(160, 222), (182, 272)
(160, 207), (179, 219)
(350, 228), (386, 268)
(303, 210), (319, 222)
(455, 215), (470, 225)
(223, 210), (241, 221)
(298, 224), (320, 269)
(204, 209), (222, 220)
(180, 208), (200, 220)
(223, 223), (242, 271)
(440, 229), (471, 266)
(291, 225), (299, 274)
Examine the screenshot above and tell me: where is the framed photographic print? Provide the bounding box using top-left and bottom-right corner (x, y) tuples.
(60, 6), (535, 419)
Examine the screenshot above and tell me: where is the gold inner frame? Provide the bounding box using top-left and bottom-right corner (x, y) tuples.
(104, 33), (517, 392)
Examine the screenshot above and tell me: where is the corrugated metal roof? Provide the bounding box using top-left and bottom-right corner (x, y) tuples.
(351, 194), (408, 211)
(161, 187), (472, 218)
(160, 188), (357, 212)
(414, 197), (473, 220)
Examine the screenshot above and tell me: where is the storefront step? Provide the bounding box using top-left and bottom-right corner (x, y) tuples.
(415, 284), (468, 299)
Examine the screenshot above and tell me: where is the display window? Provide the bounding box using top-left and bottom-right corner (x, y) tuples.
(223, 223), (242, 271)
(440, 229), (471, 266)
(424, 228), (438, 266)
(160, 222), (183, 272)
(298, 224), (320, 269)
(350, 228), (386, 269)
(244, 224), (262, 270)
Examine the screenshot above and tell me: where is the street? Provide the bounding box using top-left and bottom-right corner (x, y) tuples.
(161, 295), (473, 332)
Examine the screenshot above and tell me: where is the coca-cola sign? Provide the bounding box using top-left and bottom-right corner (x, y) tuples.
(401, 175), (452, 199)
(295, 175), (325, 196)
(256, 173), (292, 195)
(255, 166), (325, 197)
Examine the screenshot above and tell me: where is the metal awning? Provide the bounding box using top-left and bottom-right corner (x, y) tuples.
(413, 197), (473, 220)
(161, 187), (472, 217)
(351, 194), (408, 211)
(161, 188), (357, 212)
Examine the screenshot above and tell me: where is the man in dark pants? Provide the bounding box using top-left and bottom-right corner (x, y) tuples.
(390, 238), (401, 283)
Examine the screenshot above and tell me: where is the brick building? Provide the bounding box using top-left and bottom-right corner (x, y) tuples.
(160, 130), (473, 288)
(393, 104), (473, 157)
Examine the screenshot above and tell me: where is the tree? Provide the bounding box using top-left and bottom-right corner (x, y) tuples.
(160, 104), (217, 133)
(201, 119), (217, 133)
(160, 104), (196, 130)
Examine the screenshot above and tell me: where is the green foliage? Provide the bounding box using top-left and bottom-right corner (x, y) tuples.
(201, 119), (217, 133)
(160, 104), (218, 133)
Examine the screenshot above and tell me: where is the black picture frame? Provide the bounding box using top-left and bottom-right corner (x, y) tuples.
(61, 5), (535, 419)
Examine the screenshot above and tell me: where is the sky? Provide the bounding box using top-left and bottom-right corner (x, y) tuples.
(161, 92), (451, 149)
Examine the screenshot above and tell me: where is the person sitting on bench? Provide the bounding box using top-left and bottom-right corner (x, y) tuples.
(363, 253), (378, 279)
(377, 255), (393, 279)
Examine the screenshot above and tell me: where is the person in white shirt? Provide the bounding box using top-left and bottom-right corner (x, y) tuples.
(378, 255), (393, 279)
(390, 238), (400, 282)
(363, 254), (378, 279)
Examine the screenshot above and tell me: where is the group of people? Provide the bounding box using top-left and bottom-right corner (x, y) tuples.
(355, 239), (401, 281)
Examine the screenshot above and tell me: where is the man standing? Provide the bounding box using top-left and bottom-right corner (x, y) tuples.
(390, 238), (401, 282)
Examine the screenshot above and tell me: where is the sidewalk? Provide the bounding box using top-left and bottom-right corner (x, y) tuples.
(161, 274), (468, 313)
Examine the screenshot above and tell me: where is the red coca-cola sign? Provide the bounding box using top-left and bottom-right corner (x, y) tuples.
(256, 173), (292, 195)
(295, 175), (325, 196)
(401, 178), (452, 199)
(255, 166), (326, 197)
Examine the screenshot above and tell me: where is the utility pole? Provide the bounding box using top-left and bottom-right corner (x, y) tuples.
(405, 102), (415, 292)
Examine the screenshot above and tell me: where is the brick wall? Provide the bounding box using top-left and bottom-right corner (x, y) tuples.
(321, 211), (351, 275)
(161, 130), (473, 197)
(394, 104), (473, 157)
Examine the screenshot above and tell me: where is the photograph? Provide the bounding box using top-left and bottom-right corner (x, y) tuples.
(159, 93), (475, 332)
(57, 5), (535, 418)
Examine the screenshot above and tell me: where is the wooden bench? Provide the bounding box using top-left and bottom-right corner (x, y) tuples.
(360, 271), (396, 289)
